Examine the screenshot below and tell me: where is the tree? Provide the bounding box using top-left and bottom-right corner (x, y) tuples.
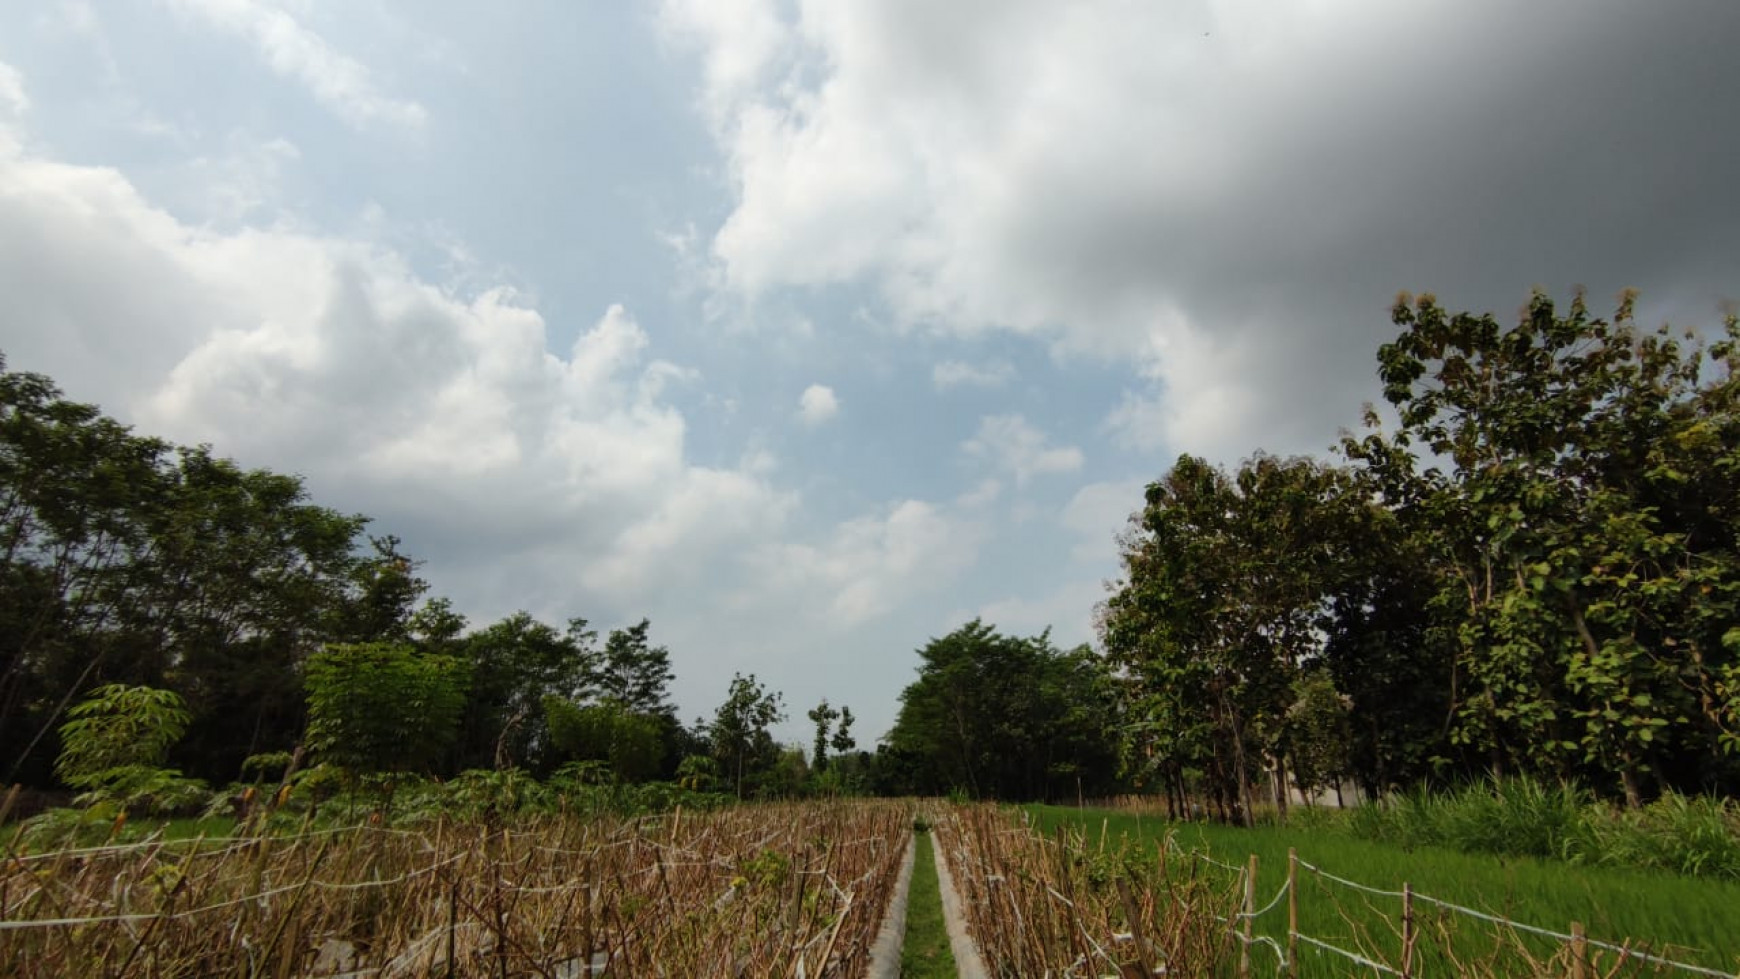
(1351, 290), (1740, 803)
(454, 613), (597, 771)
(1102, 455), (1355, 822)
(543, 696), (662, 782)
(0, 358), (369, 787)
(807, 699), (840, 771)
(596, 619), (676, 717)
(708, 673), (785, 798)
(831, 706), (857, 756)
(303, 642), (469, 780)
(56, 683), (191, 785)
(887, 621), (1121, 801)
(1285, 669), (1353, 805)
(54, 683), (207, 815)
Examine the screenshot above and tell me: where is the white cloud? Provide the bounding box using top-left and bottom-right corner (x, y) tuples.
(666, 1), (1740, 464)
(970, 578), (1110, 650)
(1104, 321), (1264, 457)
(0, 59), (27, 117)
(0, 120), (996, 739)
(932, 359), (1014, 390)
(797, 383), (839, 427)
(167, 0), (427, 132)
(956, 478), (1002, 509)
(962, 414), (1082, 485)
(744, 499), (984, 627)
(656, 0), (791, 125)
(1061, 479), (1146, 565)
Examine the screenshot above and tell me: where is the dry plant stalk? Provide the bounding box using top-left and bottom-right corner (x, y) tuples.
(931, 804), (1241, 978)
(0, 800), (912, 978)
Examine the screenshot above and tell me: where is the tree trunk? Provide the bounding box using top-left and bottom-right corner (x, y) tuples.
(1273, 753), (1290, 820)
(1620, 758), (1643, 811)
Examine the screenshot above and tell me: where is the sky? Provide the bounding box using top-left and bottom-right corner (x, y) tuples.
(2, 1), (1737, 745)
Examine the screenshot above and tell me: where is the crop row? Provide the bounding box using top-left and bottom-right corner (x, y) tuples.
(1, 800), (911, 978)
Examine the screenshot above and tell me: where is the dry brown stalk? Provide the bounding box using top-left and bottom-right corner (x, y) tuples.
(0, 800), (912, 978)
(930, 804), (1240, 977)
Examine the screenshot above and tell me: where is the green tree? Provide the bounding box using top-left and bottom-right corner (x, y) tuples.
(709, 673), (785, 798)
(303, 642), (469, 779)
(888, 621), (1120, 801)
(0, 358), (369, 787)
(455, 613), (597, 771)
(1102, 455), (1354, 822)
(543, 696), (662, 782)
(1353, 290), (1740, 803)
(830, 706), (857, 756)
(55, 683), (206, 815)
(596, 619), (676, 717)
(1285, 669), (1353, 805)
(807, 699), (840, 771)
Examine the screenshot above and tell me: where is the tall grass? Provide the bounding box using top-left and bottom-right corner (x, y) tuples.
(1346, 778), (1740, 879)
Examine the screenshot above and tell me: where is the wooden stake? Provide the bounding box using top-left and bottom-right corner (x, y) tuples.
(1241, 853), (1257, 978)
(1287, 847), (1298, 972)
(1570, 921), (1588, 979)
(1401, 881), (1415, 979)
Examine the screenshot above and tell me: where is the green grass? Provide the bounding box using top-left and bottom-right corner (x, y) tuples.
(1030, 805), (1740, 976)
(900, 829), (958, 978)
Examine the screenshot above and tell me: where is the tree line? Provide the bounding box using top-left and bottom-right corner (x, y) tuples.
(1100, 291), (1740, 819)
(0, 353), (854, 805)
(10, 286), (1735, 818)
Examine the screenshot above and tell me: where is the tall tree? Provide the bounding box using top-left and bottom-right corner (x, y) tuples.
(1102, 455), (1356, 822)
(807, 699), (840, 771)
(454, 613), (597, 771)
(596, 619), (676, 718)
(708, 673), (785, 798)
(887, 621), (1120, 801)
(1352, 290), (1740, 803)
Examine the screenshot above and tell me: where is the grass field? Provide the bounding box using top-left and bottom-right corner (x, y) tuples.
(1030, 805), (1740, 976)
(899, 828), (958, 978)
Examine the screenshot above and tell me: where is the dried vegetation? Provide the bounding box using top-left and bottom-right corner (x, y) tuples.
(1, 800), (911, 978)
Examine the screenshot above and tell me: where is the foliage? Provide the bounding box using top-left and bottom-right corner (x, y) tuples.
(543, 696), (663, 782)
(707, 672), (785, 798)
(303, 642), (469, 777)
(1102, 455), (1362, 820)
(886, 620), (1121, 800)
(1345, 777), (1740, 879)
(55, 684), (190, 786)
(46, 683), (208, 817)
(1286, 668), (1353, 803)
(1104, 289), (1740, 814)
(1349, 291), (1740, 803)
(454, 612), (597, 771)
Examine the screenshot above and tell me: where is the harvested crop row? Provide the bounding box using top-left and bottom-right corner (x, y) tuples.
(1, 800), (912, 978)
(932, 804), (1239, 977)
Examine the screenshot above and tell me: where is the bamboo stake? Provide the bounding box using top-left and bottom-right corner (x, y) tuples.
(1570, 921), (1588, 979)
(1241, 853), (1257, 978)
(1401, 881), (1415, 979)
(1287, 847), (1298, 973)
